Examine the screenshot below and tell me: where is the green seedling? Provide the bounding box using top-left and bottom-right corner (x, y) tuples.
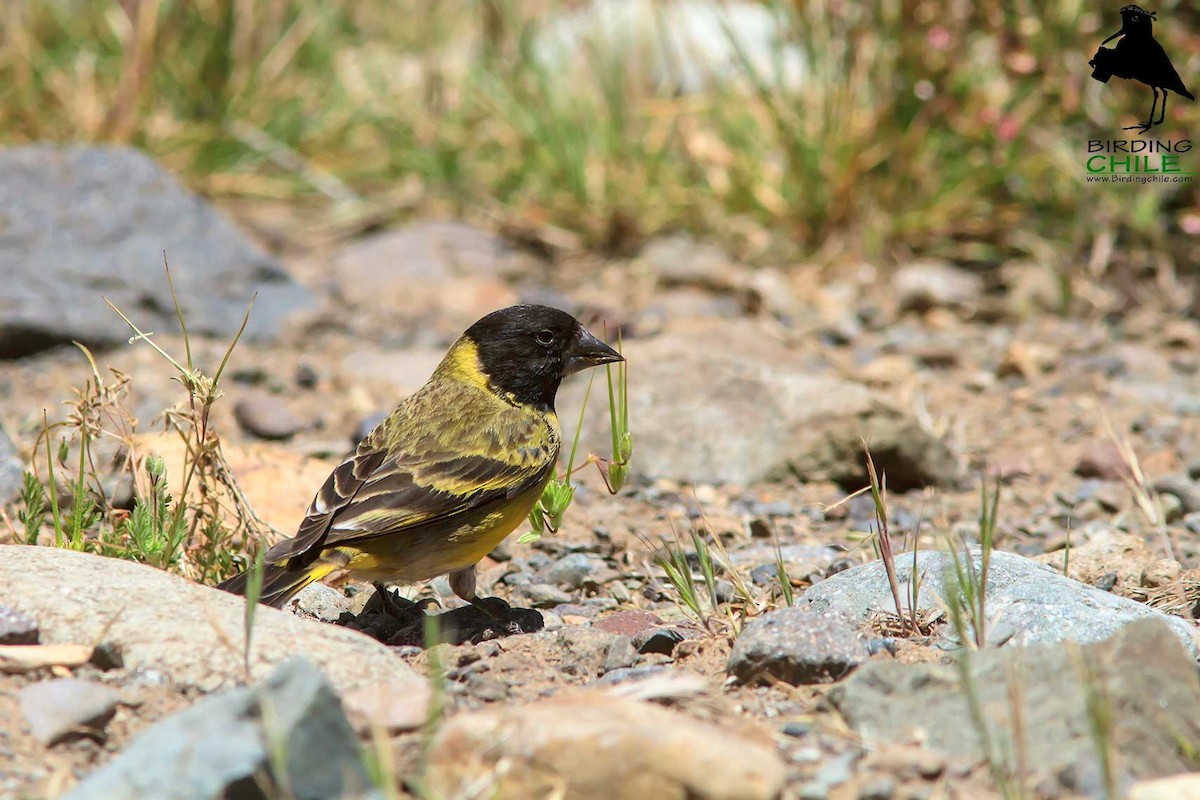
(604, 331), (631, 493)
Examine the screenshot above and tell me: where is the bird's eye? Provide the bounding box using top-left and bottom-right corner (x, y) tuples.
(535, 329), (555, 346)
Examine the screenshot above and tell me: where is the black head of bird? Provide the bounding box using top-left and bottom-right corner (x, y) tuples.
(465, 304), (623, 411)
(1105, 5), (1157, 43)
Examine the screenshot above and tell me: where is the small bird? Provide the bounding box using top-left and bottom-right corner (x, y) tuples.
(1089, 5), (1194, 134)
(218, 305), (622, 615)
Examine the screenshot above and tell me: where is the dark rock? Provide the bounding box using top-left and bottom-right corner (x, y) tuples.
(1094, 571), (1119, 592)
(728, 608), (866, 685)
(295, 359), (319, 389)
(234, 390), (305, 441)
(0, 146), (316, 358)
(63, 659), (375, 800)
(633, 627), (687, 656)
(0, 605), (38, 645)
(829, 619), (1200, 796)
(19, 678), (118, 745)
(89, 642), (124, 671)
(802, 550), (1198, 655)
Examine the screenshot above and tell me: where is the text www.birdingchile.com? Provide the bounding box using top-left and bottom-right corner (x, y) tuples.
(1083, 138), (1195, 182)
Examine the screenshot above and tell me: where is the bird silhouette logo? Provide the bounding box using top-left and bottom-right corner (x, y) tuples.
(1089, 5), (1194, 134)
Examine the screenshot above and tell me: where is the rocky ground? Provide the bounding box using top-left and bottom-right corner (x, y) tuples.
(2, 147), (1200, 799)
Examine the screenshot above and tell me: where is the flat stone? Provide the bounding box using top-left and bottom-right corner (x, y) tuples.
(0, 546), (414, 693)
(728, 608), (866, 685)
(18, 678), (119, 745)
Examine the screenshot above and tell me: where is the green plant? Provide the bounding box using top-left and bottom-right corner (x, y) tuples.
(15, 262), (272, 585)
(16, 471), (46, 545)
(944, 475), (1001, 650)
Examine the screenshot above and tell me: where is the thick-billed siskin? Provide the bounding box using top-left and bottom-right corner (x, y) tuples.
(218, 304), (622, 611)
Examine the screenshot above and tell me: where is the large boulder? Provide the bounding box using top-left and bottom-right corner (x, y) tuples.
(800, 549), (1199, 656)
(0, 146), (316, 358)
(564, 321), (957, 489)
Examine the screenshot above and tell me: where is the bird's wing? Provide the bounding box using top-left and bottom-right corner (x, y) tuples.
(1147, 39), (1194, 97)
(268, 383), (558, 568)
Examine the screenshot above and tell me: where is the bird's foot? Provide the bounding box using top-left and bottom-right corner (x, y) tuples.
(1124, 122), (1154, 134)
(469, 596), (522, 634)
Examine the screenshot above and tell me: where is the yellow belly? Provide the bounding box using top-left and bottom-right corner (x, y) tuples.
(337, 479), (547, 583)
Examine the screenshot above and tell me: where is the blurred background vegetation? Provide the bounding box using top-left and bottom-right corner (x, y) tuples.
(1, 0), (1197, 283)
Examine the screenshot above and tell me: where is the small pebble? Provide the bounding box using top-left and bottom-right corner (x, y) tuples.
(233, 391), (304, 441)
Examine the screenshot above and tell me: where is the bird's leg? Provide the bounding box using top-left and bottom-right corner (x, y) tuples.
(449, 565), (515, 623)
(1125, 88), (1159, 133)
(372, 581), (406, 616)
(1156, 90), (1168, 125)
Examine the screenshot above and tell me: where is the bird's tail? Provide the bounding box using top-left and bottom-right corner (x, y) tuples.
(1181, 88), (1196, 102)
(217, 557), (344, 609)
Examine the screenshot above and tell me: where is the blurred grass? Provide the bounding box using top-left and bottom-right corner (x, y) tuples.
(0, 0), (1196, 268)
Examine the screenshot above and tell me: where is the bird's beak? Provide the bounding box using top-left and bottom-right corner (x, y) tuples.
(565, 326), (623, 375)
(1101, 26), (1125, 45)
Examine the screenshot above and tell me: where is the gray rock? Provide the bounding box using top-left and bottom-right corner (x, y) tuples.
(0, 426), (23, 505)
(545, 553), (604, 590)
(0, 605), (38, 644)
(728, 608), (866, 685)
(290, 583), (353, 623)
(829, 619), (1200, 797)
(801, 550), (1199, 656)
(0, 146), (316, 358)
(893, 260), (984, 313)
(557, 627), (637, 676)
(640, 234), (740, 290)
(0, 546), (414, 693)
(513, 582), (574, 608)
(329, 220), (523, 341)
(63, 658), (377, 800)
(233, 390), (305, 441)
(562, 322), (957, 488)
(18, 678), (119, 745)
